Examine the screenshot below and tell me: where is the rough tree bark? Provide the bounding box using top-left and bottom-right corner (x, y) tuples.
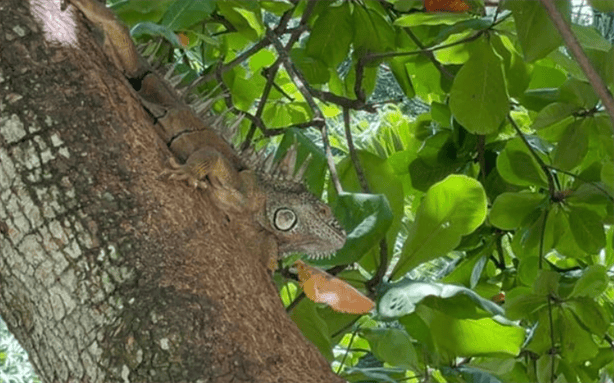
(0, 0), (344, 382)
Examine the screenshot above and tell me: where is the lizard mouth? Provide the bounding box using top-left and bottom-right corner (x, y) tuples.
(279, 230), (347, 259)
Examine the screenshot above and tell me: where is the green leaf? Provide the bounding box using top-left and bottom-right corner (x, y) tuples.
(490, 192), (544, 230)
(216, 1), (264, 41)
(568, 206), (606, 254)
(290, 48), (330, 85)
(290, 300), (333, 360)
(392, 175), (487, 278)
(394, 13), (472, 27)
(445, 366), (506, 383)
(342, 367), (406, 383)
(533, 270), (559, 296)
(588, 0), (614, 12)
(506, 0), (570, 62)
(560, 78), (600, 109)
(560, 308), (599, 363)
(159, 0), (215, 30)
(421, 306), (525, 357)
(566, 297), (610, 336)
(505, 290), (546, 320)
(333, 151), (404, 269)
(378, 279), (503, 320)
(449, 41), (509, 134)
(131, 22), (183, 47)
(317, 193), (392, 266)
(388, 57), (415, 99)
(496, 137), (548, 188)
(571, 24), (612, 52)
(353, 5), (396, 56)
(531, 103), (580, 130)
(399, 313), (435, 354)
(569, 265), (608, 298)
(491, 34), (532, 98)
(553, 119), (589, 171)
(362, 328), (419, 369)
(305, 3), (352, 67)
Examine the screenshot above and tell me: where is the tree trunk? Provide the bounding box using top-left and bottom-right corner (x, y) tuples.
(0, 0), (344, 382)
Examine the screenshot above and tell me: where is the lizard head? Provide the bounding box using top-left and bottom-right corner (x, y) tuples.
(244, 145), (347, 259)
(264, 184), (346, 258)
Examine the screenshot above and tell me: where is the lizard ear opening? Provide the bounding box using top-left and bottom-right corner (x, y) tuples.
(274, 208), (297, 231)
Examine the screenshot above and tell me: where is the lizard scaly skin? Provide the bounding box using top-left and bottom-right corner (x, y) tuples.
(65, 0), (346, 259)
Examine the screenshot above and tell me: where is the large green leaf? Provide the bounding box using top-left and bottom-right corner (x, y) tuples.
(553, 119), (589, 171)
(491, 34), (532, 98)
(568, 206), (606, 254)
(394, 13), (472, 27)
(560, 307), (599, 363)
(305, 3), (352, 67)
(333, 151), (404, 270)
(449, 41), (509, 135)
(490, 192), (545, 230)
(216, 1), (264, 40)
(497, 137), (548, 188)
(566, 297), (610, 336)
(131, 22), (183, 47)
(378, 279), (503, 320)
(507, 0), (570, 62)
(569, 265), (608, 298)
(392, 175), (487, 278)
(159, 0), (215, 30)
(571, 24), (612, 52)
(419, 306), (525, 357)
(388, 57), (415, 99)
(532, 103), (580, 130)
(353, 5), (396, 57)
(289, 299), (333, 360)
(314, 193), (392, 266)
(362, 328), (419, 370)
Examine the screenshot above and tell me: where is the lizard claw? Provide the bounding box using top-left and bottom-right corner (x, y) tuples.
(161, 158), (209, 189)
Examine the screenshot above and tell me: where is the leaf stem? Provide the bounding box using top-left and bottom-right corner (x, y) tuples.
(507, 114), (556, 198)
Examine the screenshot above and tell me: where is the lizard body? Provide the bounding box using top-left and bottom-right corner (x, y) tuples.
(65, 0), (346, 259)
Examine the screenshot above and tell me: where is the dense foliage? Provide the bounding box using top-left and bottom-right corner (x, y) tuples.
(4, 1), (614, 382)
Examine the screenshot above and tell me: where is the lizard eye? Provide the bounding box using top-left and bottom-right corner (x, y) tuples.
(274, 208), (297, 232)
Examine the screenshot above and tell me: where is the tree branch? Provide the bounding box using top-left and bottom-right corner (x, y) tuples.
(539, 0), (614, 128)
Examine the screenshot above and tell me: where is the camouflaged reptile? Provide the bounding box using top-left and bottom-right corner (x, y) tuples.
(63, 0), (346, 259)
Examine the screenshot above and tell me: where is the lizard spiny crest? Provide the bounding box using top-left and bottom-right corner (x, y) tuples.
(241, 146), (347, 259)
(171, 65), (346, 259)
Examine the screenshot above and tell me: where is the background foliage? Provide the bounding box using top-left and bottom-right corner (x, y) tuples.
(2, 0), (613, 382)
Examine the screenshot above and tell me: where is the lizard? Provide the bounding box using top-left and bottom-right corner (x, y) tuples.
(63, 0), (347, 260)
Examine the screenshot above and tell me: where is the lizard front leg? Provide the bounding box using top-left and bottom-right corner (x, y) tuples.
(163, 149), (249, 213)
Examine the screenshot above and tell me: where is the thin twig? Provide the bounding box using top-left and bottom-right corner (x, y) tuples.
(343, 109), (389, 291)
(265, 26), (344, 193)
(547, 295), (556, 383)
(403, 27), (454, 79)
(538, 208), (549, 270)
(242, 8), (296, 146)
(507, 114), (556, 197)
(539, 0), (614, 128)
(285, 292), (305, 314)
(336, 326), (360, 375)
(343, 108), (370, 193)
(545, 165), (614, 203)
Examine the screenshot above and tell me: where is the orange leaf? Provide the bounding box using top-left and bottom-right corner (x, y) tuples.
(177, 33), (189, 47)
(295, 261), (375, 315)
(425, 0), (470, 12)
